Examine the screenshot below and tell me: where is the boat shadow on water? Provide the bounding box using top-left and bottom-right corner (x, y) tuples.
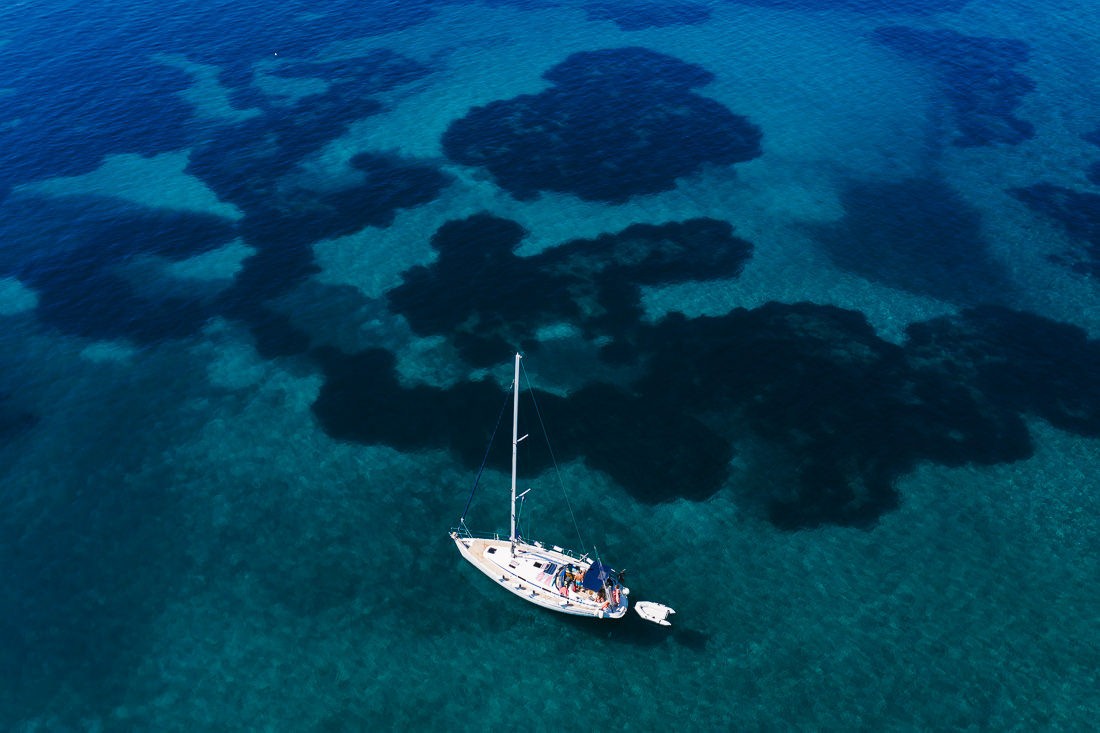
(551, 602), (710, 652)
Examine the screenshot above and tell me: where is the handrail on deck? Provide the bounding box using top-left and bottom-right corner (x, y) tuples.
(449, 527), (589, 563)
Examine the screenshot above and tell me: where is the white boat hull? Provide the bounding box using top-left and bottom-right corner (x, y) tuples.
(452, 533), (628, 619)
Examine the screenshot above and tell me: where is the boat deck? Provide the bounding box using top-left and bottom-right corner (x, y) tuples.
(452, 534), (628, 619)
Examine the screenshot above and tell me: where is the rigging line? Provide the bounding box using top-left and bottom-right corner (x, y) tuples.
(459, 381), (513, 524)
(520, 359), (587, 555)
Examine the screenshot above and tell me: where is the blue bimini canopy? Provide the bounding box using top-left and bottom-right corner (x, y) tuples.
(581, 560), (614, 592)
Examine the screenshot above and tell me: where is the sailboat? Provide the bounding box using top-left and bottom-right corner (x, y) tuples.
(450, 353), (630, 619)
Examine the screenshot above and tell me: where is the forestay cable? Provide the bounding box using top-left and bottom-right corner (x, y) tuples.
(459, 383), (513, 526)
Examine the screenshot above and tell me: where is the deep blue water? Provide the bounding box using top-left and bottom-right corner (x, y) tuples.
(1, 0), (1099, 729)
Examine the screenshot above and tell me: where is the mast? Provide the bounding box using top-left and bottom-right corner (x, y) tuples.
(510, 352), (521, 555)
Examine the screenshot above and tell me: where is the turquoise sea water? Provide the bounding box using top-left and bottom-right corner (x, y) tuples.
(1, 0), (1099, 729)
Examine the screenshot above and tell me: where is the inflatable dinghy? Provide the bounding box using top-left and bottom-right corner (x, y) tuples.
(635, 601), (675, 626)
